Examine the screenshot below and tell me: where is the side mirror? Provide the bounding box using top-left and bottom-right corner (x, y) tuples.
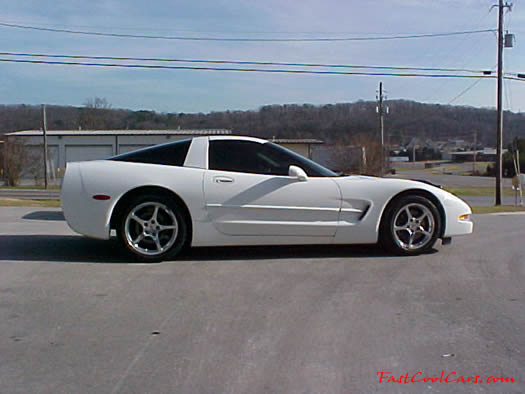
(288, 165), (308, 182)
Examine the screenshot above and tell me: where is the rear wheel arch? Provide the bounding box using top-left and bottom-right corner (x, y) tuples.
(110, 186), (193, 246)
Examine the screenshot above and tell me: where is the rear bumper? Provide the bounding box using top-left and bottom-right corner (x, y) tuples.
(61, 163), (111, 240)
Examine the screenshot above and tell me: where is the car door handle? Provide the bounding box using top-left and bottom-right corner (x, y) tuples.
(214, 176), (234, 184)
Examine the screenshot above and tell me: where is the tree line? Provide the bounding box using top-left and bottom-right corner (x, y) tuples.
(1, 99), (524, 146)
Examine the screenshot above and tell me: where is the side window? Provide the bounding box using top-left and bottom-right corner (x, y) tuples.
(256, 144), (296, 176)
(209, 140), (338, 177)
(110, 139), (191, 166)
(209, 140), (264, 173)
(209, 140), (301, 175)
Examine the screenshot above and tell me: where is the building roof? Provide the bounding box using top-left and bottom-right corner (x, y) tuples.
(450, 148), (507, 156)
(5, 131), (325, 146)
(6, 129), (232, 137)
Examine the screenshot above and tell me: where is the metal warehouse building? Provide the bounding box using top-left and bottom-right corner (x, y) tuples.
(3, 129), (323, 184)
(269, 138), (323, 160)
(5, 129), (232, 173)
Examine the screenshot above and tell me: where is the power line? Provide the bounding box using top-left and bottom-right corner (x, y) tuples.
(396, 5), (496, 104)
(0, 22), (497, 42)
(0, 51), (497, 74)
(1, 57), (521, 81)
(447, 78), (484, 104)
(0, 19), (494, 35)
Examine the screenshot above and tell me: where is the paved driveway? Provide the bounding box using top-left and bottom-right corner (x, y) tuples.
(0, 207), (524, 394)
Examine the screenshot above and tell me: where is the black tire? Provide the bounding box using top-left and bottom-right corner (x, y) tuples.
(116, 194), (188, 262)
(379, 195), (441, 256)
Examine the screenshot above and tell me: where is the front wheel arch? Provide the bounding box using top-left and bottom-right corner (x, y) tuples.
(380, 189), (446, 239)
(378, 191), (445, 255)
(110, 186), (193, 247)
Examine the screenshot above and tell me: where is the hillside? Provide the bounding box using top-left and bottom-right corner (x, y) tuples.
(1, 100), (524, 146)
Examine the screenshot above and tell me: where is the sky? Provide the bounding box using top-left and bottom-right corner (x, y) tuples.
(1, 0), (524, 113)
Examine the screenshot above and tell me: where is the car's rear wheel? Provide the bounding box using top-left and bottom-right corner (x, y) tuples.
(117, 195), (188, 262)
(380, 195), (441, 255)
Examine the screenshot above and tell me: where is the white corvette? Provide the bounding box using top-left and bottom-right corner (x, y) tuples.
(61, 136), (473, 261)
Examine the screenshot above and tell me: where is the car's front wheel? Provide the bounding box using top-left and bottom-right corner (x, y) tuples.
(380, 195), (441, 255)
(117, 195), (188, 262)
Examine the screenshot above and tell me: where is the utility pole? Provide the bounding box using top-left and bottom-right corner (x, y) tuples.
(473, 130), (477, 175)
(495, 0), (512, 205)
(41, 104), (48, 189)
(377, 82), (385, 176)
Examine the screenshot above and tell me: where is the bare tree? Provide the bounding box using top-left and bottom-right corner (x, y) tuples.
(4, 138), (40, 186)
(350, 133), (384, 176)
(326, 145), (364, 174)
(79, 97), (112, 130)
(0, 138), (5, 184)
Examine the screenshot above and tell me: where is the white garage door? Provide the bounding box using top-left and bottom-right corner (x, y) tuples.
(65, 145), (114, 163)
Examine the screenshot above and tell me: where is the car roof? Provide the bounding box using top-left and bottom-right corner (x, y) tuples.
(206, 135), (267, 144)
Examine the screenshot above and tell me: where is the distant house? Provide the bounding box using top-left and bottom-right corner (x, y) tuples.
(449, 148), (507, 162)
(403, 137), (442, 161)
(405, 137), (439, 151)
(440, 139), (472, 160)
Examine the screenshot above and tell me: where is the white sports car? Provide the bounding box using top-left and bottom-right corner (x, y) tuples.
(61, 136), (473, 261)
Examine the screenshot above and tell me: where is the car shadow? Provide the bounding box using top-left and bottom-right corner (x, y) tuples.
(22, 211), (65, 221)
(0, 234), (434, 264)
(180, 244), (393, 261)
(0, 235), (129, 264)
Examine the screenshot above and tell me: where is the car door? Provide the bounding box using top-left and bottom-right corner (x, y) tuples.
(203, 139), (342, 237)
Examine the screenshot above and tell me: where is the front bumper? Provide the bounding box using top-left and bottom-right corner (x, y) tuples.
(441, 194), (473, 237)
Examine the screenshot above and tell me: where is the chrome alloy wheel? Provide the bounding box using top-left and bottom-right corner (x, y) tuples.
(124, 202), (179, 256)
(392, 202), (435, 251)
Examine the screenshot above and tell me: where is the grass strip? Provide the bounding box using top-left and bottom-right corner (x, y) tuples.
(0, 185), (61, 190)
(471, 205), (525, 214)
(445, 187), (515, 197)
(0, 198), (61, 207)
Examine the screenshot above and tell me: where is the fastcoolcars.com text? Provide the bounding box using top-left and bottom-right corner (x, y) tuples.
(377, 371), (515, 384)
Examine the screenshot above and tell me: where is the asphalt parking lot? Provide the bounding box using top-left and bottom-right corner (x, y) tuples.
(1, 207), (524, 394)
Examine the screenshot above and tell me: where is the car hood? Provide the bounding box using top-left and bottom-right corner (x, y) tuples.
(332, 175), (468, 208)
